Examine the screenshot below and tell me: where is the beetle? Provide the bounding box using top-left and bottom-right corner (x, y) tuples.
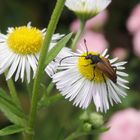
(85, 53), (117, 83)
(60, 39), (117, 83)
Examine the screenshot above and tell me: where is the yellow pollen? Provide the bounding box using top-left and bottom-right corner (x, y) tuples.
(7, 26), (43, 55)
(77, 52), (106, 83)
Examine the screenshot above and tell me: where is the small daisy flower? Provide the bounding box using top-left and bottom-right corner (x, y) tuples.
(46, 46), (129, 112)
(0, 22), (63, 83)
(65, 0), (111, 20)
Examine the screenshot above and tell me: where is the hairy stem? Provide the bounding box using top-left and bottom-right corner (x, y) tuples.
(25, 0), (66, 139)
(71, 20), (85, 50)
(4, 72), (21, 108)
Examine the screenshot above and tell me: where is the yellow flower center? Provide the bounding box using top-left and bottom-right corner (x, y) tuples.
(77, 52), (106, 83)
(7, 26), (43, 55)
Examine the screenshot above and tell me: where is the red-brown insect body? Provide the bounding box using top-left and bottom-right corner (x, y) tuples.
(85, 54), (117, 83)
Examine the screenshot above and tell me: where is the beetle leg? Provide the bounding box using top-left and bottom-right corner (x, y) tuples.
(112, 66), (117, 70)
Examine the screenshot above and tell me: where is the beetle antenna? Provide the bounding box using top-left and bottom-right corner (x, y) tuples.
(60, 55), (85, 64)
(84, 39), (89, 55)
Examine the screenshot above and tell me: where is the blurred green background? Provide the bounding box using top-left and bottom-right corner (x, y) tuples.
(0, 0), (140, 140)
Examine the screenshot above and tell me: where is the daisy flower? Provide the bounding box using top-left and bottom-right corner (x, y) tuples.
(0, 22), (63, 83)
(46, 46), (129, 112)
(65, 0), (111, 20)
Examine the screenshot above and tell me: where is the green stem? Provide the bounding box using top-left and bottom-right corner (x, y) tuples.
(26, 80), (33, 100)
(46, 82), (54, 96)
(39, 82), (54, 103)
(26, 0), (66, 139)
(4, 72), (21, 108)
(65, 127), (107, 140)
(71, 20), (85, 50)
(65, 131), (92, 140)
(39, 94), (63, 108)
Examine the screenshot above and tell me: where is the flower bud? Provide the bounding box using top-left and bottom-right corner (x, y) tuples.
(89, 113), (104, 128)
(83, 122), (92, 132)
(79, 111), (89, 121)
(65, 0), (111, 21)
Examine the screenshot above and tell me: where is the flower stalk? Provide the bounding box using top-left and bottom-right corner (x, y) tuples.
(26, 0), (66, 139)
(71, 20), (85, 50)
(4, 72), (21, 109)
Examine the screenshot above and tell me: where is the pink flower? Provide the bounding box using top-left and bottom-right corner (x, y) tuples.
(100, 108), (140, 140)
(127, 4), (140, 34)
(133, 30), (140, 58)
(77, 31), (108, 53)
(70, 10), (108, 33)
(112, 47), (128, 60)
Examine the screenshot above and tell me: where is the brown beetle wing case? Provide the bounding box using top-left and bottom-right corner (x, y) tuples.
(96, 57), (117, 83)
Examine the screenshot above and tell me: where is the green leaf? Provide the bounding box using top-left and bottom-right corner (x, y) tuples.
(93, 127), (110, 133)
(0, 125), (24, 136)
(45, 32), (73, 66)
(0, 88), (27, 126)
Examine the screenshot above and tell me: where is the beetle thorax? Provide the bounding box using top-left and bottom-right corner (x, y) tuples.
(77, 52), (106, 82)
(85, 54), (101, 64)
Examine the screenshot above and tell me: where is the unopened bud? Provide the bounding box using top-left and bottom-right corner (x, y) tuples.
(89, 113), (104, 128)
(65, 0), (111, 21)
(79, 111), (88, 121)
(83, 122), (92, 132)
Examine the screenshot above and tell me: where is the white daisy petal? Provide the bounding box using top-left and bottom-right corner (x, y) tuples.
(20, 57), (26, 82)
(117, 76), (129, 83)
(101, 49), (108, 57)
(45, 61), (58, 77)
(0, 34), (7, 42)
(79, 80), (91, 108)
(117, 66), (125, 70)
(94, 90), (102, 112)
(101, 83), (109, 112)
(15, 57), (22, 81)
(7, 27), (14, 33)
(109, 57), (118, 64)
(110, 81), (127, 97)
(112, 61), (127, 67)
(27, 22), (31, 27)
(67, 78), (85, 101)
(52, 34), (64, 41)
(73, 80), (88, 106)
(27, 55), (37, 77)
(0, 23), (63, 82)
(105, 54), (109, 58)
(117, 82), (130, 89)
(108, 87), (114, 106)
(108, 81), (122, 103)
(6, 55), (20, 80)
(0, 53), (15, 73)
(41, 28), (46, 33)
(25, 59), (31, 83)
(46, 47), (77, 77)
(96, 0), (111, 12)
(117, 71), (128, 77)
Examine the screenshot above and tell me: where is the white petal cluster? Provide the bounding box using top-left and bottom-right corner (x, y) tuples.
(65, 0), (111, 20)
(0, 23), (63, 83)
(46, 48), (129, 112)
